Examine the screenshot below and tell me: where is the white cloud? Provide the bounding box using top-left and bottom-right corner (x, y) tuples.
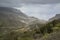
(0, 0), (60, 7)
(16, 3), (60, 20)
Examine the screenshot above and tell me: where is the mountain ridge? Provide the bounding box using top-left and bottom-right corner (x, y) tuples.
(49, 14), (60, 21)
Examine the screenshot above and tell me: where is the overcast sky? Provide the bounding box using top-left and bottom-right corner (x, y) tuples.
(0, 0), (60, 20)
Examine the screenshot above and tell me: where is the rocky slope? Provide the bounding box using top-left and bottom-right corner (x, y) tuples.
(49, 14), (60, 21)
(39, 15), (60, 40)
(0, 7), (30, 39)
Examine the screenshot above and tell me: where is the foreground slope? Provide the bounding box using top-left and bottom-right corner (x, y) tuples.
(40, 14), (60, 40)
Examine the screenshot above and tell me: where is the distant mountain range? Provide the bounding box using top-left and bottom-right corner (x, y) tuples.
(49, 14), (60, 21)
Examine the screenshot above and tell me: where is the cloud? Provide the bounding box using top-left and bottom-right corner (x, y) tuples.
(18, 3), (60, 20)
(0, 0), (22, 7)
(20, 0), (60, 4)
(0, 0), (60, 7)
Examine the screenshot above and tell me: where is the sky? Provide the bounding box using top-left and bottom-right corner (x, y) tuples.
(0, 0), (60, 20)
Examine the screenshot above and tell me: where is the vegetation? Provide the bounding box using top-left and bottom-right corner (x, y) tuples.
(39, 19), (60, 40)
(0, 19), (60, 40)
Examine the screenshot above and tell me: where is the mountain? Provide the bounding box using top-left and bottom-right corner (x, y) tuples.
(0, 7), (47, 40)
(28, 16), (47, 24)
(40, 19), (60, 40)
(49, 14), (60, 21)
(0, 7), (46, 32)
(0, 7), (30, 37)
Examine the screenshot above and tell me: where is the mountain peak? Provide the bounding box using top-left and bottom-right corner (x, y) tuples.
(49, 14), (60, 21)
(55, 14), (60, 17)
